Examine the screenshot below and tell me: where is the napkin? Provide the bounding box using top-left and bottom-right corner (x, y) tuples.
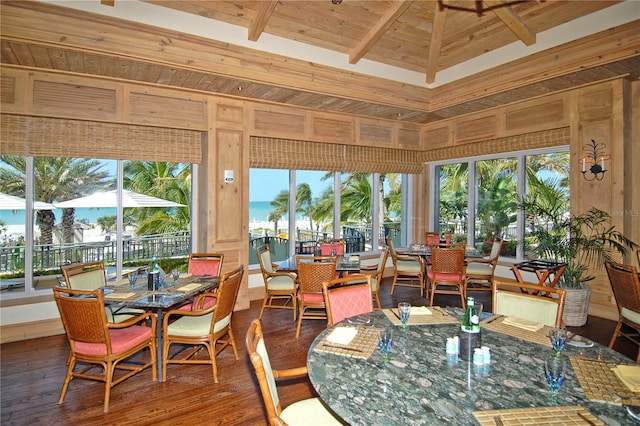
(612, 365), (640, 392)
(411, 306), (432, 315)
(326, 327), (358, 345)
(501, 316), (544, 332)
(104, 292), (136, 300)
(177, 283), (202, 292)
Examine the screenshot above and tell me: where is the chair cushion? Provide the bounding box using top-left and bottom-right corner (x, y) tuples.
(327, 285), (372, 324)
(188, 259), (220, 276)
(280, 397), (343, 426)
(74, 325), (152, 356)
(466, 263), (492, 276)
(427, 271), (466, 281)
(177, 296), (217, 311)
(496, 293), (559, 327)
(297, 292), (324, 303)
(68, 269), (105, 290)
(167, 313), (231, 336)
(267, 275), (296, 290)
(621, 307), (640, 325)
(396, 260), (421, 272)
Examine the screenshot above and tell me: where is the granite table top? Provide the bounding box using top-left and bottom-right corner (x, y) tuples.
(307, 310), (636, 426)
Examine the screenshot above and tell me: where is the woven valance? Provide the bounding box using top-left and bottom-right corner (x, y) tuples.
(0, 114), (203, 163)
(420, 127), (570, 162)
(250, 137), (423, 174)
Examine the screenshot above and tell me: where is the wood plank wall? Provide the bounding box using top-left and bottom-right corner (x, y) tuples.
(1, 67), (638, 322)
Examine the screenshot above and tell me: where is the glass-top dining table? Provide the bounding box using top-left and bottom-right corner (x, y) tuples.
(307, 310), (638, 425)
(277, 254), (361, 273)
(101, 273), (220, 381)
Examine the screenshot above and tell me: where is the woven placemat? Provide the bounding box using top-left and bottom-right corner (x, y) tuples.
(104, 292), (137, 300)
(480, 316), (551, 347)
(474, 405), (603, 425)
(382, 307), (458, 325)
(569, 356), (640, 406)
(313, 326), (380, 359)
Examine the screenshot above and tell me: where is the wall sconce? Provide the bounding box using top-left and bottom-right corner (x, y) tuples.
(581, 139), (607, 181)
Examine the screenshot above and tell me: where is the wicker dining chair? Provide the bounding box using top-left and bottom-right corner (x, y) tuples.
(162, 265), (244, 383)
(322, 274), (373, 326)
(318, 239), (346, 256)
(492, 280), (566, 327)
(424, 231), (451, 246)
(357, 247), (389, 310)
(387, 235), (425, 296)
(428, 243), (467, 308)
(246, 319), (344, 426)
(256, 244), (298, 321)
(466, 238), (503, 292)
(62, 261), (143, 322)
(53, 286), (157, 413)
(295, 256), (337, 338)
(178, 253), (224, 311)
(605, 261), (640, 363)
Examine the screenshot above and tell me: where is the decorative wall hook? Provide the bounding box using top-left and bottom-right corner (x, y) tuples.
(581, 139), (607, 181)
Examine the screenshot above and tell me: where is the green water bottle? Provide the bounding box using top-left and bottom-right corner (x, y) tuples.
(461, 297), (480, 333)
(148, 257), (160, 291)
(460, 297), (481, 360)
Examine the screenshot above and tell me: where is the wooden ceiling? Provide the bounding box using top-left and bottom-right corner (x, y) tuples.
(1, 1), (639, 124)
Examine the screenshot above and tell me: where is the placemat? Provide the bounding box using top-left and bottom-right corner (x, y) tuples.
(382, 306), (458, 325)
(313, 326), (380, 359)
(569, 356), (640, 406)
(474, 406), (603, 425)
(176, 283), (202, 292)
(104, 292), (137, 300)
(481, 316), (551, 347)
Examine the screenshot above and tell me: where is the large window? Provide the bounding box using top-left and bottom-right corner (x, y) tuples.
(434, 148), (569, 260)
(249, 169), (406, 264)
(0, 155), (193, 298)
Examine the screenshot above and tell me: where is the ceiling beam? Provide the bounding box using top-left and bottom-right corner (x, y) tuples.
(426, 2), (447, 84)
(484, 0), (536, 46)
(349, 0), (413, 64)
(248, 0), (278, 42)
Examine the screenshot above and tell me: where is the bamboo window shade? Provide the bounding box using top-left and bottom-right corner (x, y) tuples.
(0, 114), (203, 163)
(420, 127), (570, 162)
(250, 137), (423, 174)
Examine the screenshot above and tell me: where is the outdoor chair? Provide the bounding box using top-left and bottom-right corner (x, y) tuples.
(428, 244), (467, 308)
(295, 256), (337, 338)
(604, 261), (640, 363)
(162, 265), (244, 383)
(466, 238), (502, 292)
(322, 274), (373, 326)
(357, 247), (388, 309)
(256, 244), (298, 321)
(62, 261), (142, 322)
(246, 319), (344, 426)
(492, 280), (566, 327)
(53, 286), (157, 413)
(178, 253), (224, 311)
(387, 235), (425, 297)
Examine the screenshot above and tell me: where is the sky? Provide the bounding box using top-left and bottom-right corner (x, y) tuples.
(249, 169), (330, 202)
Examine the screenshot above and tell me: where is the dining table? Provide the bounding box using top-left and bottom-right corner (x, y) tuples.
(408, 244), (484, 260)
(101, 273), (220, 381)
(307, 309), (639, 426)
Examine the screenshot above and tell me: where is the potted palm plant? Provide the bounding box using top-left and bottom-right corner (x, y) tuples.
(520, 178), (637, 326)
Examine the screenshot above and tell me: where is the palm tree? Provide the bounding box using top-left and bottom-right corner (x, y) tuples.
(123, 161), (191, 235)
(268, 190), (289, 233)
(295, 183), (314, 230)
(0, 156), (111, 244)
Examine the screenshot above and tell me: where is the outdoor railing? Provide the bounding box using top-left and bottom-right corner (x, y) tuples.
(0, 231), (191, 274)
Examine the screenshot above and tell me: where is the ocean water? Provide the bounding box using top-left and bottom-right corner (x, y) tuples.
(0, 202), (282, 225)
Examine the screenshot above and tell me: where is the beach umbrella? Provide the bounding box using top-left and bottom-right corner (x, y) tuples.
(0, 192), (57, 210)
(54, 190), (185, 209)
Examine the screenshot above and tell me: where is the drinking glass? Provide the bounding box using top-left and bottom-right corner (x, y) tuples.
(544, 355), (566, 402)
(398, 302), (411, 328)
(171, 269), (180, 283)
(549, 327), (568, 355)
(127, 271), (138, 289)
(378, 327), (394, 360)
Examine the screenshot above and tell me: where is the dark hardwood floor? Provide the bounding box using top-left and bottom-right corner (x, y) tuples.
(1, 279), (637, 426)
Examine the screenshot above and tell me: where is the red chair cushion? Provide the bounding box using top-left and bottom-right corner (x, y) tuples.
(327, 286), (371, 324)
(427, 270), (466, 281)
(74, 326), (153, 356)
(297, 292), (324, 303)
(188, 259), (220, 276)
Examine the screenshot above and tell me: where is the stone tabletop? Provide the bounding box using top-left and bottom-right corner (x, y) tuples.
(307, 310), (635, 426)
